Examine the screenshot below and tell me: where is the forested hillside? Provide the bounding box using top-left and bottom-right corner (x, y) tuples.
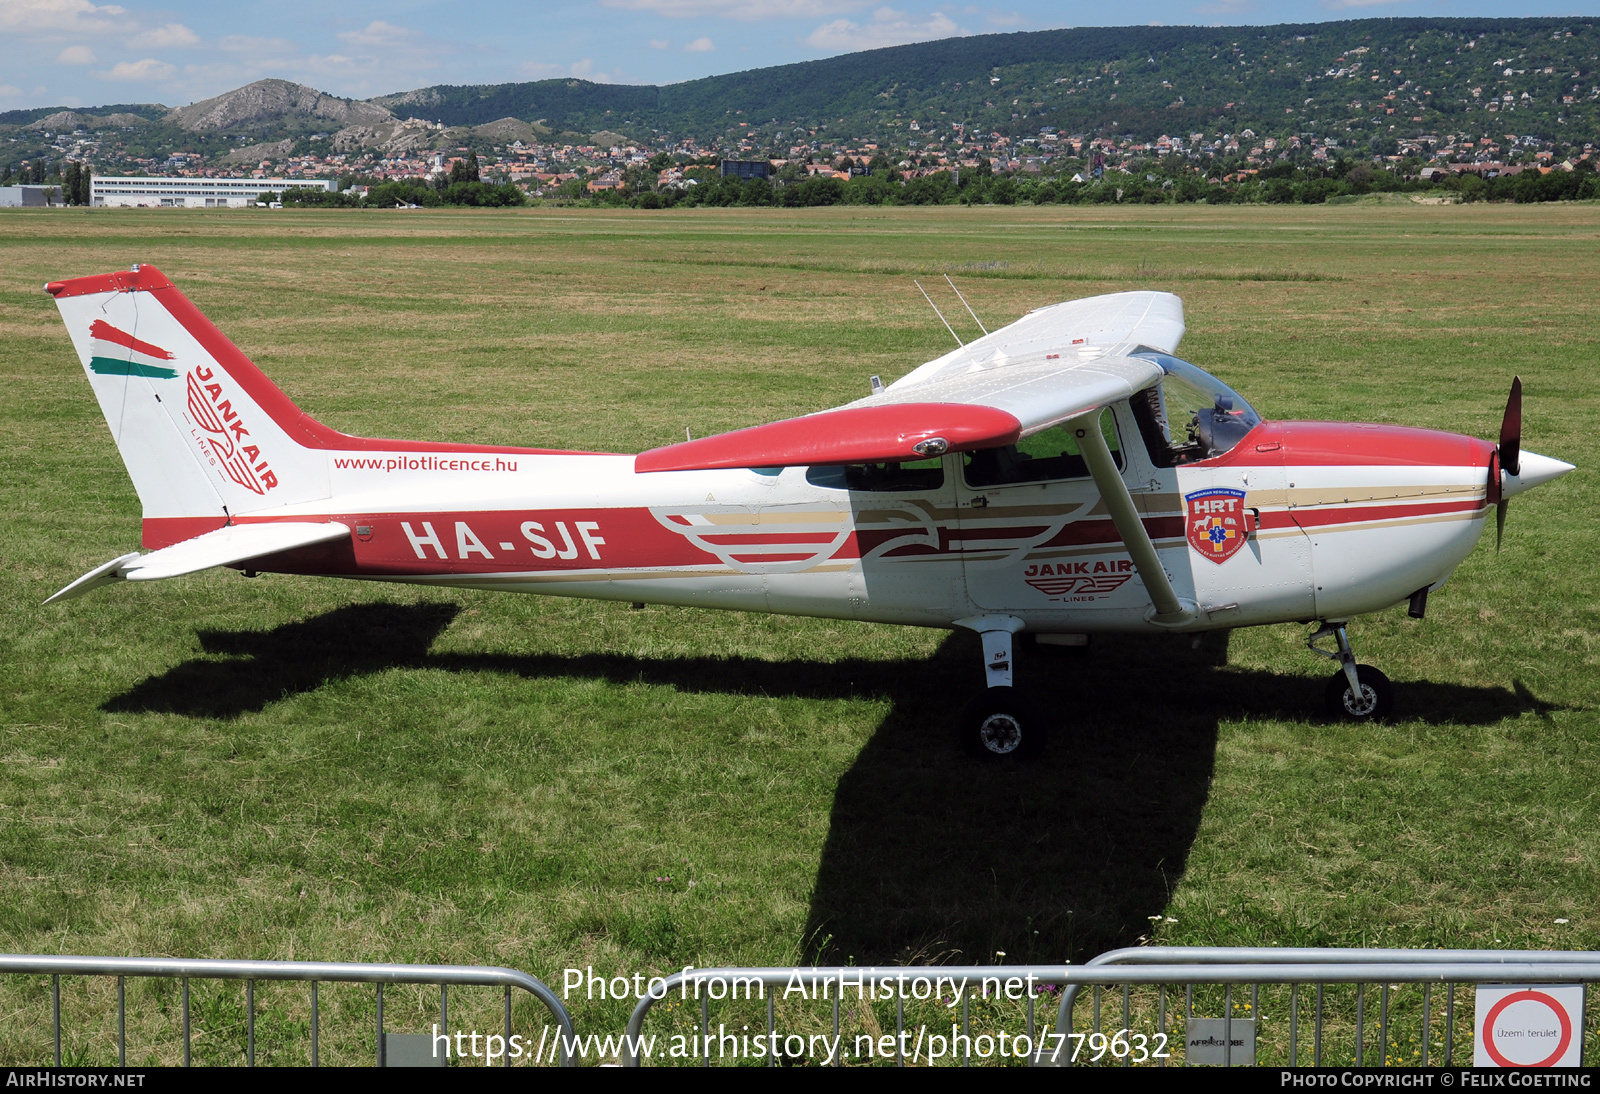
(6, 17), (1599, 176)
(378, 18), (1599, 146)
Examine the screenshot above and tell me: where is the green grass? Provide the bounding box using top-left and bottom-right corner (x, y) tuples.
(0, 203), (1596, 1064)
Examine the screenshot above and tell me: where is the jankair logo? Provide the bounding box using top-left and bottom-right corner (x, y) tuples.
(187, 365), (277, 494)
(1023, 559), (1134, 599)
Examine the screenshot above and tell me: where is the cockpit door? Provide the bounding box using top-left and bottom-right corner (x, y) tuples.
(1178, 452), (1315, 625)
(1127, 355), (1316, 625)
(954, 406), (1164, 614)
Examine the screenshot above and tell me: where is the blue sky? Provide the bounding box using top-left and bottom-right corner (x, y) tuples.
(0, 0), (1589, 110)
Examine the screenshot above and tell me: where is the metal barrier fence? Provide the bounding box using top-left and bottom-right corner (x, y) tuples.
(0, 954), (575, 1067)
(8, 949), (1597, 1066)
(1057, 947), (1600, 1067)
(620, 953), (1600, 1067)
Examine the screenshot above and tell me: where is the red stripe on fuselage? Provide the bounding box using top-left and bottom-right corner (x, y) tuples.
(1256, 497), (1486, 532)
(222, 508), (717, 576)
(1038, 515), (1186, 548)
(854, 514), (1185, 558)
(143, 515), (231, 549)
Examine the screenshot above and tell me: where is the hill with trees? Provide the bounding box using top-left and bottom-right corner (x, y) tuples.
(378, 17), (1600, 149)
(5, 17), (1599, 183)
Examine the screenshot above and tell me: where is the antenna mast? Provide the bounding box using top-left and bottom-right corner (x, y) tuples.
(914, 280), (964, 348)
(944, 274), (989, 335)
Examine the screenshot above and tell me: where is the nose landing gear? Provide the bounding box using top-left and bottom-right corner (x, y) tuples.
(1308, 622), (1394, 721)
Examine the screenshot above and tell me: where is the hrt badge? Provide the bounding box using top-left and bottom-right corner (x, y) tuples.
(1185, 488), (1249, 564)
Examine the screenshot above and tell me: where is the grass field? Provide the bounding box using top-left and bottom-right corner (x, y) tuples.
(1, 203), (1596, 1065)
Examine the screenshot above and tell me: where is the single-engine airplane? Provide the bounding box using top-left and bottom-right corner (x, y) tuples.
(43, 266), (1573, 757)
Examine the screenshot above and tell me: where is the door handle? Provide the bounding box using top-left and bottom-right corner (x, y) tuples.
(969, 496), (989, 509)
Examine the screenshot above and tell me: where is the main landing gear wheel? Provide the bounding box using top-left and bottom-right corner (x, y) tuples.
(960, 687), (1047, 760)
(1324, 664), (1394, 722)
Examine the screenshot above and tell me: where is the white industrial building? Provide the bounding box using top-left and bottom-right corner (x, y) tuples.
(0, 185), (62, 207)
(91, 176), (336, 208)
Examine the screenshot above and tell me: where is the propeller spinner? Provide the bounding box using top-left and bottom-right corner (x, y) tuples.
(1491, 376), (1576, 551)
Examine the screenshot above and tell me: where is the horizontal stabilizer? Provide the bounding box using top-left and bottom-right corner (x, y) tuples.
(45, 521), (350, 603)
(635, 402), (1022, 473)
(43, 552), (143, 604)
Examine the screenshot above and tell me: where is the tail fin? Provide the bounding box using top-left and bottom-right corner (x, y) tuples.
(47, 265), (332, 544)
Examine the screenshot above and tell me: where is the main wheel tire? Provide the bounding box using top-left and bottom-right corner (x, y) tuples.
(959, 687), (1047, 759)
(1324, 664), (1394, 721)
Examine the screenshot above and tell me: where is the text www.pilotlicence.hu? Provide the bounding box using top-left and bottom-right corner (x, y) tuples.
(332, 456), (519, 473)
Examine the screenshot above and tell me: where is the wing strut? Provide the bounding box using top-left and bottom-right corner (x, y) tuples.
(1068, 410), (1195, 626)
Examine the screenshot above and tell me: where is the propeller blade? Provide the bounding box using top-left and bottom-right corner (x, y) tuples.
(1499, 375), (1522, 478)
(1496, 499), (1508, 553)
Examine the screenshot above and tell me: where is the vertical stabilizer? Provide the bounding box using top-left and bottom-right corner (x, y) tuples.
(47, 266), (332, 543)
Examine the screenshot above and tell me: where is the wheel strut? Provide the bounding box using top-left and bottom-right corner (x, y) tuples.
(1308, 622), (1394, 721)
(953, 615), (1047, 758)
(1307, 622), (1363, 700)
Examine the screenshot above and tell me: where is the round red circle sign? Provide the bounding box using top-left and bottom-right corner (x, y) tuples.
(1482, 989), (1573, 1068)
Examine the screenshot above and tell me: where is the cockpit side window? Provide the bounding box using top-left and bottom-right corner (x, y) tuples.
(806, 457), (944, 492)
(1130, 354), (1262, 466)
(963, 408), (1122, 488)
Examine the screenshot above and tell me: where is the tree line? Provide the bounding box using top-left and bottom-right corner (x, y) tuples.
(274, 151), (525, 208)
(3, 159), (92, 203)
(577, 157), (1600, 209)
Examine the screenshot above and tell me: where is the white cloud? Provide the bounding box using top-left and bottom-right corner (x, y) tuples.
(570, 57), (614, 81)
(649, 38), (671, 48)
(336, 20), (425, 50)
(519, 60), (570, 78)
(129, 21), (198, 48)
(806, 7), (962, 51)
(217, 34), (297, 55)
(98, 56), (174, 80)
(518, 57), (615, 83)
(56, 43), (96, 64)
(601, 0), (860, 20)
(0, 0), (129, 37)
(684, 36), (715, 51)
(984, 10), (1027, 28)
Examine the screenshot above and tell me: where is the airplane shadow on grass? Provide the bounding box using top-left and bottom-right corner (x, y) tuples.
(106, 601), (1565, 966)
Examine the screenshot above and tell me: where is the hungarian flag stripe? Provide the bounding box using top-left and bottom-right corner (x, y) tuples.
(87, 319), (178, 379)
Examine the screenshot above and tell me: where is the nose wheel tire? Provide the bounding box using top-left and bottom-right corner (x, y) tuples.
(1324, 665), (1394, 721)
(960, 687), (1047, 759)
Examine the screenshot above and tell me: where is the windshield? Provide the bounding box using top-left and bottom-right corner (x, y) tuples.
(1129, 353), (1261, 466)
